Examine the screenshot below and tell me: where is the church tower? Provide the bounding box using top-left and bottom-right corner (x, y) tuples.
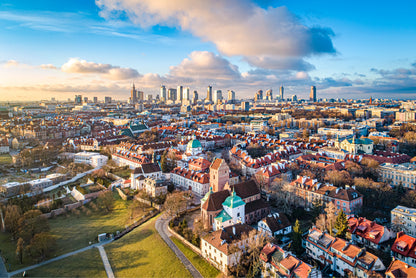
(210, 158), (230, 192)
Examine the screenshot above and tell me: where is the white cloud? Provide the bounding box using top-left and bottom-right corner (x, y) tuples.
(95, 0), (335, 70)
(61, 58), (140, 80)
(40, 64), (57, 70)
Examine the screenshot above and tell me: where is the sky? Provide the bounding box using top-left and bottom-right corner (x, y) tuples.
(0, 0), (415, 101)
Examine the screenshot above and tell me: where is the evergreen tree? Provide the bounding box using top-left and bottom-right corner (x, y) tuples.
(160, 151), (169, 173)
(334, 210), (348, 238)
(292, 219), (304, 256)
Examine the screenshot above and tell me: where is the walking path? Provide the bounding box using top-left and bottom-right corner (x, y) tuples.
(7, 240), (113, 278)
(0, 257), (7, 278)
(155, 215), (203, 278)
(97, 245), (115, 278)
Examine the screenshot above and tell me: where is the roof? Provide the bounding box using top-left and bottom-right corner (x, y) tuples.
(260, 213), (291, 233)
(210, 158), (225, 170)
(201, 190), (230, 211)
(214, 209), (232, 222)
(222, 190), (245, 208)
(187, 138), (201, 149)
(386, 259), (416, 278)
(391, 232), (416, 259)
(229, 180), (260, 200)
(348, 217), (390, 245)
(141, 163), (161, 174)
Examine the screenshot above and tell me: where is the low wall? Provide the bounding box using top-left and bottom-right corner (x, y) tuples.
(134, 195), (163, 210)
(167, 225), (202, 256)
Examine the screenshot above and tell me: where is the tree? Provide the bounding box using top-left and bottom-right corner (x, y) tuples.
(18, 210), (49, 244)
(324, 202), (337, 236)
(27, 232), (56, 261)
(334, 210), (348, 238)
(97, 191), (115, 213)
(292, 219), (303, 256)
(164, 192), (187, 217)
(324, 170), (352, 187)
(4, 205), (22, 239)
(16, 237), (24, 264)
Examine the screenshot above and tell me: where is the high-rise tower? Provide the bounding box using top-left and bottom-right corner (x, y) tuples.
(310, 86), (316, 102)
(279, 86), (284, 100)
(206, 86), (213, 102)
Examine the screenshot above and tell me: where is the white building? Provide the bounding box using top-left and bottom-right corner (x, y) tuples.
(74, 152), (108, 168)
(214, 190), (245, 231)
(391, 206), (416, 236)
(379, 163), (416, 189)
(170, 167), (210, 197)
(257, 213), (292, 237)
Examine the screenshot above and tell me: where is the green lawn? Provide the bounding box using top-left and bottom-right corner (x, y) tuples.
(14, 248), (106, 278)
(0, 192), (153, 271)
(106, 216), (192, 278)
(0, 153), (12, 164)
(171, 237), (221, 278)
(49, 192), (152, 256)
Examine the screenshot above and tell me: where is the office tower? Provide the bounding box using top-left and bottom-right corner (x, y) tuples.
(147, 94), (153, 101)
(206, 85), (213, 102)
(177, 85), (183, 102)
(279, 86), (284, 100)
(254, 90), (263, 102)
(160, 85), (166, 101)
(156, 94), (160, 101)
(292, 95), (298, 102)
(131, 83), (137, 103)
(310, 86), (316, 102)
(138, 91), (144, 101)
(213, 90), (222, 104)
(266, 89), (273, 101)
(105, 96), (112, 103)
(227, 90), (235, 103)
(93, 97), (98, 103)
(168, 88), (176, 101)
(74, 95), (82, 104)
(183, 87), (190, 101)
(192, 91), (198, 104)
(83, 97), (88, 103)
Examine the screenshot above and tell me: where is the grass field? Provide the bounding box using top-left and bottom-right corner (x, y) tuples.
(14, 248), (106, 278)
(0, 192), (152, 271)
(0, 153), (12, 164)
(170, 237), (221, 278)
(106, 216), (192, 278)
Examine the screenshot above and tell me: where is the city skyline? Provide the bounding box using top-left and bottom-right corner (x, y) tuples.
(0, 0), (416, 101)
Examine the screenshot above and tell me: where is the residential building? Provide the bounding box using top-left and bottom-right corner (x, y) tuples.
(386, 258), (416, 278)
(304, 228), (385, 278)
(379, 163), (416, 189)
(347, 217), (395, 250)
(391, 206), (416, 236)
(391, 231), (416, 268)
(143, 178), (167, 197)
(257, 212), (291, 237)
(171, 167), (210, 197)
(73, 152), (108, 168)
(201, 223), (255, 273)
(289, 176), (363, 214)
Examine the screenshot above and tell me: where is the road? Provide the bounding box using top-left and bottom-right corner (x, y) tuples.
(155, 215), (203, 278)
(0, 256), (7, 278)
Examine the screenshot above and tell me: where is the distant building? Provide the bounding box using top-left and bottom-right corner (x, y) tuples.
(255, 90), (263, 102)
(104, 96), (112, 104)
(227, 90), (235, 103)
(192, 90), (198, 104)
(310, 86), (316, 102)
(340, 136), (373, 154)
(391, 206), (416, 236)
(206, 85), (212, 102)
(74, 152), (108, 168)
(177, 85), (183, 102)
(160, 85), (167, 101)
(75, 95), (82, 104)
(265, 89), (272, 101)
(279, 86), (284, 100)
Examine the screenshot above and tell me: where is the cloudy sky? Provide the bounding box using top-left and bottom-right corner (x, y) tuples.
(0, 0), (415, 101)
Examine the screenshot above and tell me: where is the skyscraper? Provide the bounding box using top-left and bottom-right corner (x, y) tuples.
(93, 97), (98, 103)
(130, 83), (137, 103)
(310, 86), (317, 102)
(177, 85), (183, 102)
(168, 88), (176, 101)
(160, 85), (166, 101)
(104, 96), (112, 103)
(138, 91), (144, 101)
(206, 86), (212, 102)
(74, 95), (82, 104)
(213, 90), (222, 104)
(227, 90), (235, 103)
(279, 86), (284, 100)
(254, 90), (263, 102)
(192, 90), (198, 105)
(183, 87), (190, 101)
(265, 89), (273, 101)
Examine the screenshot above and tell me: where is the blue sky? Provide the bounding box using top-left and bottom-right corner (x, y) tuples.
(0, 0), (415, 101)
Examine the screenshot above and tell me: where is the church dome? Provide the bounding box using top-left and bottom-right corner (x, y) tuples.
(187, 138), (202, 149)
(222, 190), (245, 208)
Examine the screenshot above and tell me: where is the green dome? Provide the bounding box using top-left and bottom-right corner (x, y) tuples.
(187, 139), (202, 149)
(222, 191), (245, 208)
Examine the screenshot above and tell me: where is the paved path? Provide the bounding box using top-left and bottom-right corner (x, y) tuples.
(97, 245), (115, 278)
(7, 240), (113, 278)
(155, 215), (203, 278)
(0, 256), (7, 278)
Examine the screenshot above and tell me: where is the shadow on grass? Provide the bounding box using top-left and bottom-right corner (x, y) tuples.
(110, 250), (150, 271)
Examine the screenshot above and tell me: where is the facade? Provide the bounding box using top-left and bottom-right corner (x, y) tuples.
(289, 176), (363, 214)
(201, 223), (255, 273)
(379, 163), (416, 189)
(210, 158), (230, 192)
(304, 228), (385, 278)
(391, 206), (416, 237)
(310, 86), (316, 102)
(74, 152), (108, 168)
(171, 166), (210, 197)
(214, 190), (245, 231)
(130, 163), (163, 189)
(143, 178), (167, 197)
